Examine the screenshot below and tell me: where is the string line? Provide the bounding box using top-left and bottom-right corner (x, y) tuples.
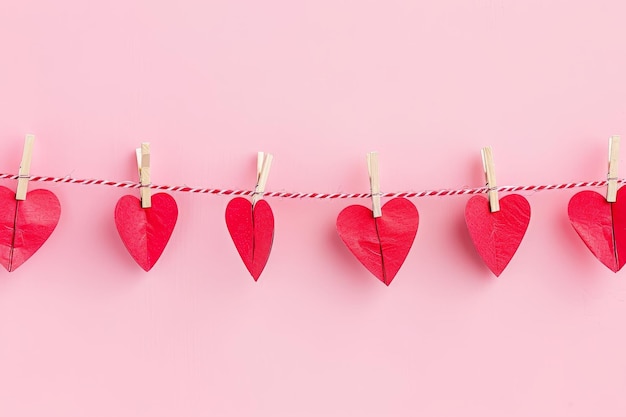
(0, 173), (622, 199)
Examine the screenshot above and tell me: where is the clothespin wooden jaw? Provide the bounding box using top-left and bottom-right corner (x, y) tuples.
(136, 142), (151, 208)
(607, 135), (621, 203)
(252, 151), (273, 206)
(16, 134), (35, 201)
(481, 146), (500, 213)
(367, 152), (382, 218)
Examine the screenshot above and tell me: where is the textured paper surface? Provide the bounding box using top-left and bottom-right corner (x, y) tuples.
(465, 194), (531, 276)
(0, 186), (61, 272)
(115, 193), (178, 271)
(225, 197), (275, 280)
(568, 187), (626, 272)
(336, 198), (418, 285)
(4, 1), (626, 416)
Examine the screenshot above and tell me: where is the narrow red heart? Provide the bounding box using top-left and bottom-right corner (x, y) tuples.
(568, 187), (626, 272)
(465, 194), (531, 276)
(0, 186), (61, 272)
(115, 193), (178, 271)
(225, 197), (274, 281)
(336, 198), (418, 286)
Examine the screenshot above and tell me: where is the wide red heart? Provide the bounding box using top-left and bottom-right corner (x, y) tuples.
(0, 186), (61, 272)
(115, 193), (178, 271)
(225, 197), (274, 281)
(568, 187), (626, 272)
(336, 198), (418, 286)
(465, 194), (531, 276)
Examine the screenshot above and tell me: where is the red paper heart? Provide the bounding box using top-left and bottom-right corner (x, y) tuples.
(336, 198), (418, 285)
(568, 187), (626, 272)
(465, 194), (531, 276)
(225, 197), (274, 280)
(114, 193), (178, 271)
(0, 186), (61, 272)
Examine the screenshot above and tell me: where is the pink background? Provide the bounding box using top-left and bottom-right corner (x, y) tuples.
(1, 1), (626, 416)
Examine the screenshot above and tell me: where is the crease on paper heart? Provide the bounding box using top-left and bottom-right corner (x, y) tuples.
(251, 203), (258, 266)
(609, 199), (626, 272)
(611, 202), (618, 271)
(568, 190), (621, 272)
(373, 218), (388, 285)
(8, 200), (19, 271)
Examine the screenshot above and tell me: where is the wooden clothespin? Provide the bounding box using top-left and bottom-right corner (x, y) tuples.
(481, 146), (500, 212)
(16, 134), (35, 201)
(136, 142), (151, 208)
(607, 135), (621, 203)
(252, 151), (273, 206)
(367, 152), (382, 218)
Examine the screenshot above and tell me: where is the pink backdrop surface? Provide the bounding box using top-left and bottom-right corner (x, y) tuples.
(1, 1), (626, 416)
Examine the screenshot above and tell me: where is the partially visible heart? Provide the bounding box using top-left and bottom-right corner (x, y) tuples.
(336, 198), (418, 286)
(568, 187), (626, 272)
(465, 194), (531, 276)
(225, 197), (274, 281)
(0, 186), (61, 272)
(115, 193), (178, 271)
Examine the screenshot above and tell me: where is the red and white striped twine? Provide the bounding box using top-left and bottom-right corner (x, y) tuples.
(0, 173), (622, 199)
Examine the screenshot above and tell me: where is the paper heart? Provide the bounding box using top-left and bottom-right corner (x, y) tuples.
(336, 198), (418, 285)
(0, 186), (61, 272)
(465, 194), (531, 276)
(568, 187), (626, 272)
(114, 193), (178, 271)
(225, 197), (274, 280)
